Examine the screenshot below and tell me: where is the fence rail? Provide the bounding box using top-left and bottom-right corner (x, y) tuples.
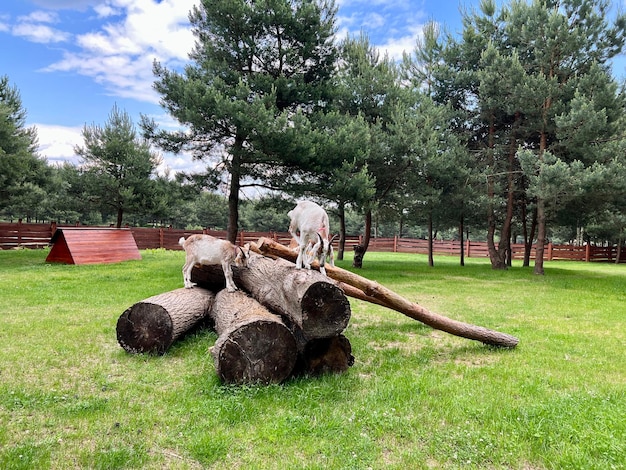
(1, 221), (624, 263)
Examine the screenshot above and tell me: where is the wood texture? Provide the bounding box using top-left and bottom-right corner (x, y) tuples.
(293, 335), (354, 377)
(191, 252), (351, 340)
(210, 289), (297, 384)
(46, 228), (141, 264)
(117, 287), (214, 354)
(252, 237), (519, 348)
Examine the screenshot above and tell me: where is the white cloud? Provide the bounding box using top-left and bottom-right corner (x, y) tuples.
(12, 22), (70, 43)
(18, 11), (59, 23)
(34, 123), (83, 166)
(30, 0), (99, 10)
(41, 0), (196, 103)
(93, 4), (121, 18)
(11, 10), (71, 43)
(376, 25), (425, 61)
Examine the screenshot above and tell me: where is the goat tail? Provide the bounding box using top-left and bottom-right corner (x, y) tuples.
(178, 236), (186, 247)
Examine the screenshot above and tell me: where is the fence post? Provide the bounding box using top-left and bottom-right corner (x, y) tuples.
(585, 244), (591, 262)
(17, 219), (23, 245)
(547, 242), (553, 261)
(466, 239), (471, 258)
(393, 235), (398, 253)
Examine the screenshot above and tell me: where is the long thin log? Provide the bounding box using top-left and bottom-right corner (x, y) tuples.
(210, 289), (297, 384)
(252, 237), (519, 348)
(191, 252), (351, 340)
(117, 287), (214, 354)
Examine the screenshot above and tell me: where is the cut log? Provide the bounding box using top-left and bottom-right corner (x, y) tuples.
(117, 287), (214, 354)
(252, 237), (520, 349)
(210, 289), (297, 384)
(294, 335), (354, 377)
(191, 252), (351, 341)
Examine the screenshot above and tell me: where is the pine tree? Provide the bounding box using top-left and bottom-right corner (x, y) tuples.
(0, 76), (49, 221)
(75, 105), (160, 228)
(143, 0), (338, 242)
(440, 0), (626, 274)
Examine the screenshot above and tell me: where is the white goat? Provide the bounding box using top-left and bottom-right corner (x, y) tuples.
(179, 235), (248, 292)
(288, 200), (336, 276)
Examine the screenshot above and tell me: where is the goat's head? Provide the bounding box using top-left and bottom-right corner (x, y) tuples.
(316, 233), (337, 261)
(234, 245), (250, 267)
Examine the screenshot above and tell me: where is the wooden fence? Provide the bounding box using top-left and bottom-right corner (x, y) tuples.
(1, 220), (624, 263)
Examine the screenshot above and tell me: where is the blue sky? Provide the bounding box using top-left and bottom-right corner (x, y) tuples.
(1, 0), (625, 176)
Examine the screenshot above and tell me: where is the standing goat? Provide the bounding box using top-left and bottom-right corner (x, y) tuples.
(179, 235), (248, 292)
(288, 200), (336, 276)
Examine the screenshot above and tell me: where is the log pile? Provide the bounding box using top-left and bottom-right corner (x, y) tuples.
(117, 237), (519, 385)
(116, 251), (354, 384)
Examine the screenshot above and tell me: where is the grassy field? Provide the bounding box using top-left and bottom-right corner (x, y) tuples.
(0, 248), (624, 470)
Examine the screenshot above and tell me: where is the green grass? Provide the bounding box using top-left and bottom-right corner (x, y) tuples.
(1, 248), (624, 469)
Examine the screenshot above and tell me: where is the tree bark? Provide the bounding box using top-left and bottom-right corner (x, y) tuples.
(226, 135), (243, 244)
(337, 201), (346, 261)
(427, 210), (434, 267)
(293, 335), (354, 377)
(353, 209), (372, 268)
(210, 289), (297, 384)
(191, 252), (351, 340)
(116, 287), (214, 354)
(253, 237), (519, 348)
(459, 213), (465, 267)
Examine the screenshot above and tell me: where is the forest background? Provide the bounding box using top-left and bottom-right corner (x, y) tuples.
(2, 0), (626, 274)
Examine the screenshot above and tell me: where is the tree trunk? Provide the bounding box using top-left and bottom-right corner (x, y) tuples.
(534, 197), (546, 275)
(428, 210), (434, 267)
(337, 201), (346, 261)
(116, 287), (214, 354)
(253, 237), (519, 348)
(459, 213), (465, 267)
(116, 207), (123, 229)
(353, 209), (372, 268)
(522, 205), (537, 267)
(210, 289), (297, 384)
(191, 253), (351, 341)
(226, 136), (243, 244)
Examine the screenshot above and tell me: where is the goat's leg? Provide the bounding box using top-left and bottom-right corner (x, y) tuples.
(319, 250), (327, 276)
(182, 259), (196, 288)
(222, 261), (238, 292)
(295, 243), (306, 269)
(303, 240), (317, 270)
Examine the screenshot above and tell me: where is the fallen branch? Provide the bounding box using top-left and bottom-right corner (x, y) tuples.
(251, 237), (519, 349)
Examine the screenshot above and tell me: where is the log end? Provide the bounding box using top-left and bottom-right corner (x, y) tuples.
(293, 335), (354, 377)
(300, 281), (351, 339)
(116, 303), (173, 355)
(212, 320), (298, 384)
